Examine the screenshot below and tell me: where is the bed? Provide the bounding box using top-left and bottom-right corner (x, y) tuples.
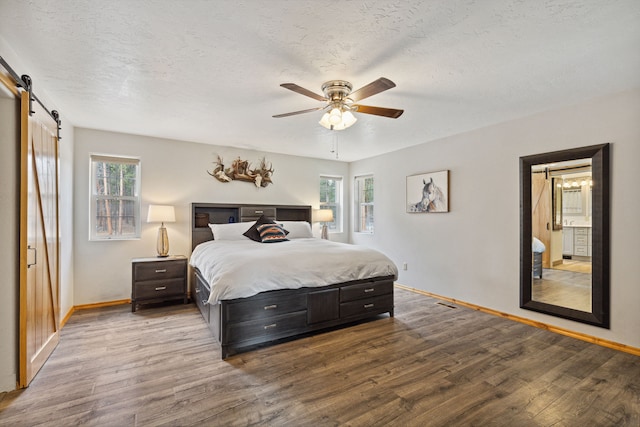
(532, 237), (546, 279)
(189, 203), (397, 358)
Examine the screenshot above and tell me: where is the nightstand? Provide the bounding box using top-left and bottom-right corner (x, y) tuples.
(131, 255), (188, 312)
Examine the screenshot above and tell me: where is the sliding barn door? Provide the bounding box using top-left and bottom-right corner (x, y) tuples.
(19, 90), (60, 387)
(531, 172), (551, 269)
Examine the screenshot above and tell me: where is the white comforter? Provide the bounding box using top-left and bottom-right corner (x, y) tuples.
(190, 238), (398, 304)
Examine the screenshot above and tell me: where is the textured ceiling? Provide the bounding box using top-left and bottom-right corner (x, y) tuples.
(1, 0), (639, 161)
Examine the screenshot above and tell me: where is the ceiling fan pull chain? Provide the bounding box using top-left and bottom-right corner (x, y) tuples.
(330, 133), (339, 160)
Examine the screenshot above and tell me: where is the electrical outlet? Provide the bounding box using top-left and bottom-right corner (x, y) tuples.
(402, 262), (408, 271)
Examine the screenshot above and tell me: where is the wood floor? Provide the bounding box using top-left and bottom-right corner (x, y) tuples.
(1, 288), (638, 426)
(553, 260), (592, 274)
(533, 268), (592, 312)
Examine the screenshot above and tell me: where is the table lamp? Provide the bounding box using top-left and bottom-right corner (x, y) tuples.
(147, 205), (175, 257)
(315, 209), (334, 240)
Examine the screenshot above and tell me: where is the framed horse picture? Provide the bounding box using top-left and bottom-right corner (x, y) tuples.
(406, 170), (449, 213)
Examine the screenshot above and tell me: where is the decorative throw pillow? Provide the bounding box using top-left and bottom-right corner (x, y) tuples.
(257, 223), (289, 243)
(243, 214), (276, 242)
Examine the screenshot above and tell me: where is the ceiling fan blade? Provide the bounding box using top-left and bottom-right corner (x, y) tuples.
(272, 106), (325, 118)
(348, 77), (396, 102)
(280, 83), (327, 101)
(353, 105), (404, 119)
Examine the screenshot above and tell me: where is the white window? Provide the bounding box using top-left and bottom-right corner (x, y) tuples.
(319, 176), (342, 233)
(90, 155), (141, 240)
(354, 175), (374, 233)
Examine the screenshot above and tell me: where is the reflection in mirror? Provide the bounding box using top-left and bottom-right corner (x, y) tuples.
(551, 177), (563, 231)
(532, 159), (591, 312)
(520, 144), (609, 328)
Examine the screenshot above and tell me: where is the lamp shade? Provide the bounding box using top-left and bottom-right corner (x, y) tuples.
(147, 205), (175, 223)
(315, 209), (334, 223)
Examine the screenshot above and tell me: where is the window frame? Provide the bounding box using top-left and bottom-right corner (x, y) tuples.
(89, 154), (141, 241)
(319, 175), (343, 233)
(354, 174), (374, 234)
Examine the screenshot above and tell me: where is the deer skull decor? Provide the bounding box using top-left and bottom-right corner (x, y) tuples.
(208, 155), (274, 188)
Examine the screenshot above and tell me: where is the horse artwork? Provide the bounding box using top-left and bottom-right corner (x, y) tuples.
(406, 171), (449, 213)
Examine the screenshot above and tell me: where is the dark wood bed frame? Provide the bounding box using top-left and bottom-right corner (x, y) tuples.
(190, 202), (395, 359)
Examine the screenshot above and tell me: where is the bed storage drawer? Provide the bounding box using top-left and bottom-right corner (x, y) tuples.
(340, 280), (393, 302)
(226, 311), (307, 343)
(194, 277), (211, 323)
(224, 294), (307, 323)
(340, 294), (394, 319)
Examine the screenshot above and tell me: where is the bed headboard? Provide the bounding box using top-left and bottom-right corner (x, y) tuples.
(190, 203), (312, 250)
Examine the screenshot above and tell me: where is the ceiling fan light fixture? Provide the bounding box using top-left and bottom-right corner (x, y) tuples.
(329, 107), (342, 124)
(277, 77), (402, 129)
(341, 110), (357, 128)
(319, 107), (357, 130)
(319, 112), (332, 129)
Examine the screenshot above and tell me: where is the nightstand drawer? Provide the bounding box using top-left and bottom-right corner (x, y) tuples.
(340, 280), (393, 302)
(134, 278), (185, 299)
(340, 294), (393, 318)
(131, 256), (188, 312)
(134, 260), (186, 281)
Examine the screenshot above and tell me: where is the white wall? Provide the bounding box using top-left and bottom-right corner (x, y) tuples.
(351, 89), (640, 349)
(59, 127), (75, 318)
(0, 93), (20, 392)
(73, 128), (349, 305)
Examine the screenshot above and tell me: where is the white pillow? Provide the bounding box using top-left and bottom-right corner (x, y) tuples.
(279, 221), (313, 239)
(209, 222), (254, 240)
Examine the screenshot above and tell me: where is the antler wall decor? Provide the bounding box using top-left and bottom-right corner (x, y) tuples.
(208, 155), (274, 188)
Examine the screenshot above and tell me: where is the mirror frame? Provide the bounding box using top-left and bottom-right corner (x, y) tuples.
(520, 143), (610, 328)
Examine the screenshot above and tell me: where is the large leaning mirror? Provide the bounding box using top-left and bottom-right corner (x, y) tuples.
(520, 143), (610, 327)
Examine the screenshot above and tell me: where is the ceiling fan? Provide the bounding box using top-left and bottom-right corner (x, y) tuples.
(273, 77), (404, 130)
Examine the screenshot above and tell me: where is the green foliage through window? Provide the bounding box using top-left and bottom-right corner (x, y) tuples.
(90, 155), (141, 240)
(320, 176), (342, 232)
(355, 175), (374, 233)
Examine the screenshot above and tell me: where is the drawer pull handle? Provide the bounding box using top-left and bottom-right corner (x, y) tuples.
(364, 288), (375, 293)
(155, 286), (167, 291)
(155, 269), (167, 273)
(255, 210), (263, 214)
(364, 303), (374, 308)
(264, 304), (277, 310)
(264, 323), (277, 330)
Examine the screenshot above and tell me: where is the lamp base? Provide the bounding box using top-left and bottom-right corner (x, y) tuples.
(321, 224), (329, 240)
(157, 225), (170, 257)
